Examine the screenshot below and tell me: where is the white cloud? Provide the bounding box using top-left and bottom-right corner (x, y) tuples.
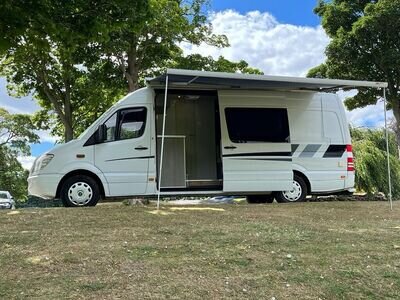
(337, 90), (392, 129)
(36, 130), (59, 144)
(181, 9), (330, 76)
(347, 101), (392, 129)
(1, 78), (60, 145)
(17, 156), (36, 170)
(183, 9), (389, 129)
(0, 79), (40, 114)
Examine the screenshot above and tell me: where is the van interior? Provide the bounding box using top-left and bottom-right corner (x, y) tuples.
(155, 90), (223, 191)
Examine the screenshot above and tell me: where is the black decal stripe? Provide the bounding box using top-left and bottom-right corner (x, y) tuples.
(323, 145), (346, 158)
(291, 144), (299, 154)
(223, 152), (292, 158)
(105, 156), (154, 162)
(233, 158), (292, 162)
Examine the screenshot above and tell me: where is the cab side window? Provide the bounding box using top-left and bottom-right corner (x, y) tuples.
(119, 108), (147, 140)
(101, 107), (147, 142)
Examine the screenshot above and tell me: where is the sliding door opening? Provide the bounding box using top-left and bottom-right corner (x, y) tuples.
(155, 90), (222, 191)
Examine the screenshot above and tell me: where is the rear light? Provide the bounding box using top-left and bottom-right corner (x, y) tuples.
(346, 144), (354, 172)
(347, 157), (354, 172)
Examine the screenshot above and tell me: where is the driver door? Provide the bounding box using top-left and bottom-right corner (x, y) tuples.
(94, 106), (151, 196)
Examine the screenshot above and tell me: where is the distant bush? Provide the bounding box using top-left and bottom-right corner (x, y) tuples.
(351, 127), (400, 198)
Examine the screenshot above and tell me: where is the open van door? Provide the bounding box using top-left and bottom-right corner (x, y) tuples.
(218, 91), (293, 192)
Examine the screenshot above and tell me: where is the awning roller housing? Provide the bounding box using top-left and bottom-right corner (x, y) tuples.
(147, 69), (388, 91)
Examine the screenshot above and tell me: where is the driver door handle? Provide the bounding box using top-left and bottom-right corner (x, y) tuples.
(224, 146), (237, 149)
(135, 146), (148, 150)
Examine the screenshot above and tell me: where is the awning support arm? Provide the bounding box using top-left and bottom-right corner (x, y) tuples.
(383, 88), (393, 211)
(157, 75), (169, 210)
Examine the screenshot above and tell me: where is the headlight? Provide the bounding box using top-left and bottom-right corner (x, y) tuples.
(31, 154), (54, 175)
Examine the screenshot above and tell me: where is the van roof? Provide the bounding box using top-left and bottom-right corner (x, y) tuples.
(147, 69), (388, 92)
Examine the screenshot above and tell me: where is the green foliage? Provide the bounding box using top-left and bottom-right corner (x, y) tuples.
(0, 147), (29, 201)
(0, 108), (39, 155)
(0, 108), (38, 200)
(0, 0), (149, 142)
(94, 0), (229, 92)
(171, 54), (264, 74)
(351, 127), (400, 197)
(309, 0), (400, 135)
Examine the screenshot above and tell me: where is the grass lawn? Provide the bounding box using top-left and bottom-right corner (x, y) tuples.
(1, 202), (400, 299)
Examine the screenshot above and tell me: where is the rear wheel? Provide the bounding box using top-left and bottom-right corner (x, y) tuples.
(275, 174), (307, 203)
(247, 194), (274, 204)
(60, 175), (100, 207)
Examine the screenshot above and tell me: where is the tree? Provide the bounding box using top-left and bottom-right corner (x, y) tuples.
(308, 0), (400, 143)
(171, 54), (264, 74)
(96, 0), (229, 92)
(0, 0), (148, 142)
(351, 127), (400, 197)
(0, 147), (29, 201)
(0, 108), (39, 155)
(0, 108), (39, 200)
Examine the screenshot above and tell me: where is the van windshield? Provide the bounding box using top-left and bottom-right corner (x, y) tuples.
(0, 193), (8, 199)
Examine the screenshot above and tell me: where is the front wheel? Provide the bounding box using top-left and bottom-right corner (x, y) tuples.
(60, 175), (100, 207)
(275, 175), (307, 203)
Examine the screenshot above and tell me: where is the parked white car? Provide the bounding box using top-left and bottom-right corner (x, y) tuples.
(0, 191), (15, 209)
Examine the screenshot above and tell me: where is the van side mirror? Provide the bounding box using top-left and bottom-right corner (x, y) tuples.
(96, 124), (107, 143)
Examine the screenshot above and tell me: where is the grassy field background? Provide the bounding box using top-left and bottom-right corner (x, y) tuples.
(1, 202), (400, 299)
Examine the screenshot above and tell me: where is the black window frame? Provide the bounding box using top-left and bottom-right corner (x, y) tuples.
(117, 107), (147, 141)
(224, 107), (290, 144)
(84, 107), (147, 146)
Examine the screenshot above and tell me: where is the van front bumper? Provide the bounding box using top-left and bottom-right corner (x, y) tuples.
(28, 174), (62, 199)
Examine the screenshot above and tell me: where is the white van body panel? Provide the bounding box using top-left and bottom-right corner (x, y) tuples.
(217, 90), (353, 193)
(28, 87), (354, 200)
(218, 90), (293, 192)
(27, 138), (110, 198)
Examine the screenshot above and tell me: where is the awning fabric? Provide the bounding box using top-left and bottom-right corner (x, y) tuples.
(147, 69), (388, 91)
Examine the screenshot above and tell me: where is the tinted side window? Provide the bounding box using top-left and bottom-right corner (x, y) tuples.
(225, 108), (290, 143)
(119, 108), (147, 140)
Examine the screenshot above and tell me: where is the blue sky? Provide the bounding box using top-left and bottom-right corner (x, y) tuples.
(211, 0), (320, 26)
(0, 0), (387, 169)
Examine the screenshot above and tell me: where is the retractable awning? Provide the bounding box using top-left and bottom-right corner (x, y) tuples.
(151, 69), (393, 211)
(147, 69), (388, 91)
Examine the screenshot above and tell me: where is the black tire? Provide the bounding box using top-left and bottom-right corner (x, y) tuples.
(60, 175), (100, 207)
(247, 194), (274, 204)
(275, 174), (307, 203)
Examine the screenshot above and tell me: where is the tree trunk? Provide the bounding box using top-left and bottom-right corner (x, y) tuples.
(390, 97), (400, 157)
(126, 43), (139, 93)
(64, 123), (74, 142)
(63, 75), (74, 142)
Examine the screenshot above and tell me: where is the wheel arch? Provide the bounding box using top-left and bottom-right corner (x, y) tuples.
(56, 170), (106, 199)
(293, 170), (311, 195)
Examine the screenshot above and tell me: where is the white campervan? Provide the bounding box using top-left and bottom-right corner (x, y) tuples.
(28, 69), (386, 207)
